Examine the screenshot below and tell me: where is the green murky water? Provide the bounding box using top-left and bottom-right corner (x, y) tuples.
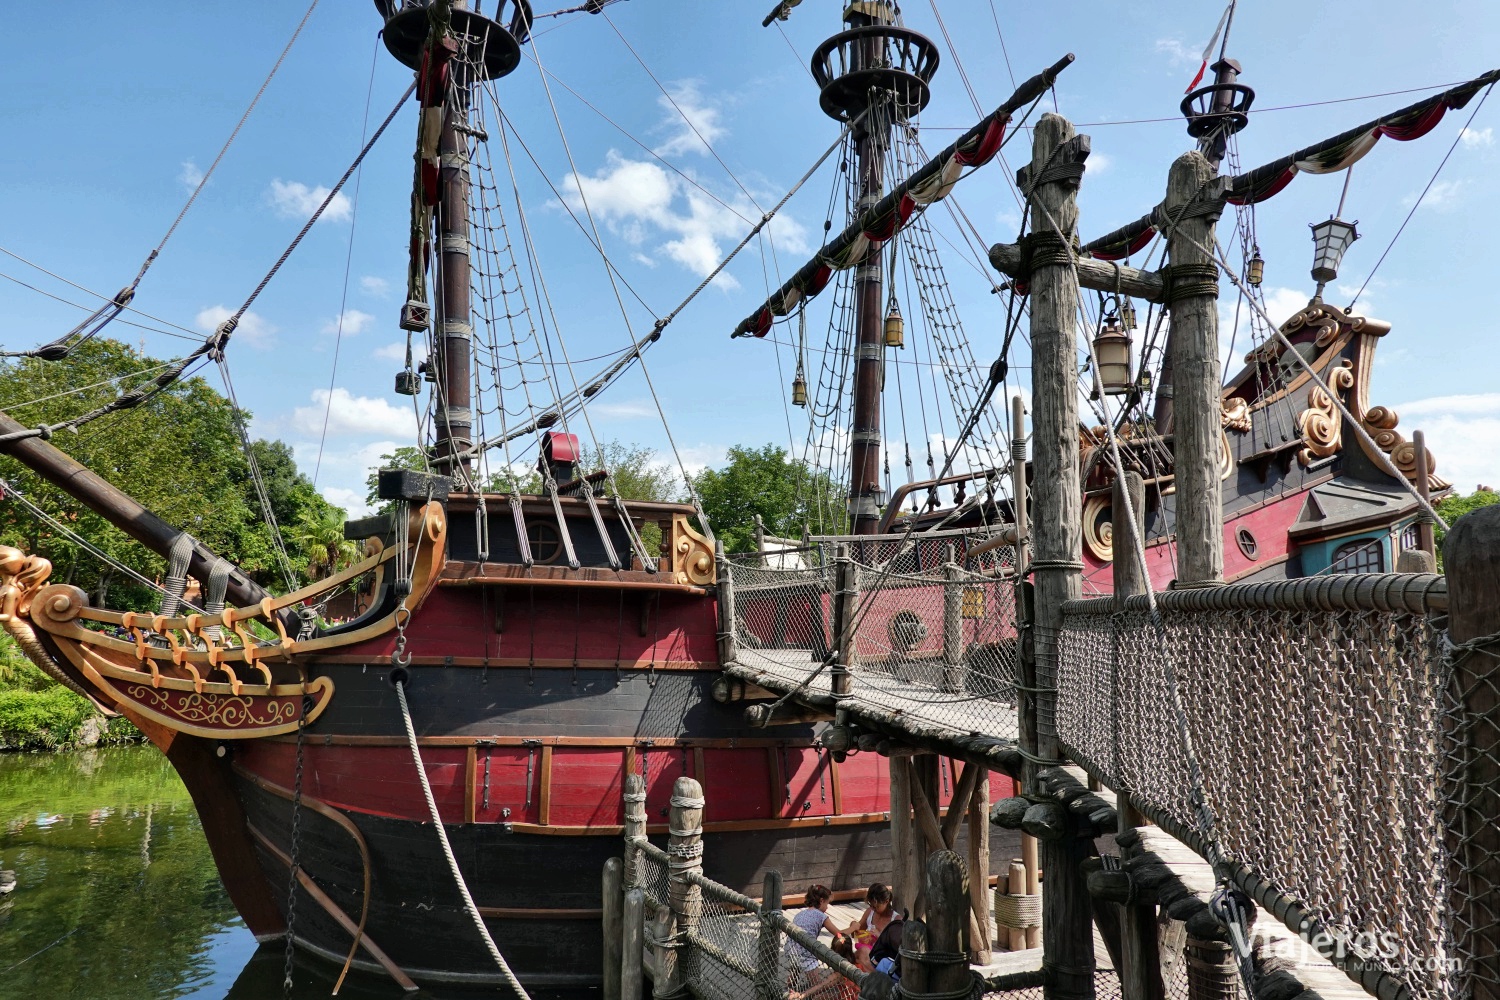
(0, 748), (453, 1000)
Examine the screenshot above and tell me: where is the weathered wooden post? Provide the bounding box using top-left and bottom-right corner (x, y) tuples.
(1022, 110), (1096, 1000)
(1161, 151), (1225, 587)
(664, 776), (705, 997)
(1110, 472), (1165, 1000)
(604, 857), (625, 1000)
(908, 850), (974, 997)
(1397, 430), (1438, 572)
(967, 772), (993, 963)
(1012, 395), (1029, 573)
(1022, 835), (1040, 949)
(651, 904), (676, 999)
(831, 543), (856, 696)
(623, 887), (646, 1000)
(890, 756), (920, 917)
(716, 540), (738, 665)
(943, 548), (965, 693)
(756, 870), (786, 1000)
(624, 772), (647, 891)
(1445, 505), (1500, 1000)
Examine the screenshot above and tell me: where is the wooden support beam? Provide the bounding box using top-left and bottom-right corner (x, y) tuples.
(1161, 151), (1224, 586)
(1024, 111), (1096, 1000)
(891, 757), (921, 917)
(909, 767), (948, 860)
(923, 850), (974, 998)
(1445, 506), (1500, 1000)
(968, 772), (993, 964)
(622, 887), (645, 1000)
(604, 857), (624, 1000)
(756, 871), (787, 1000)
(989, 243), (1166, 301)
(941, 761), (982, 847)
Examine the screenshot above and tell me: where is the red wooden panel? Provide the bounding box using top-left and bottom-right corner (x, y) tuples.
(699, 748), (773, 822)
(548, 748), (626, 827)
(472, 746), (540, 825)
(779, 746), (836, 818)
(237, 742), (467, 823)
(834, 751), (890, 814)
(640, 747), (691, 822)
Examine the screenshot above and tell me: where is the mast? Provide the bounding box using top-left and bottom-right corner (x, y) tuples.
(377, 0), (532, 480)
(810, 3), (938, 534)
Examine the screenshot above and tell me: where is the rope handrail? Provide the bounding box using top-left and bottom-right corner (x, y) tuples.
(1061, 572), (1447, 618)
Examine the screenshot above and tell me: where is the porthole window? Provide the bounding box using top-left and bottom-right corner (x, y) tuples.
(527, 520), (562, 564)
(888, 610), (928, 652)
(1235, 527), (1259, 561)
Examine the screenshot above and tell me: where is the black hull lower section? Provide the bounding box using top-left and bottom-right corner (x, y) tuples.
(240, 776), (957, 989)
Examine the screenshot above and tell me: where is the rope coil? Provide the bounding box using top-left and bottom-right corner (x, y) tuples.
(1164, 262), (1221, 303)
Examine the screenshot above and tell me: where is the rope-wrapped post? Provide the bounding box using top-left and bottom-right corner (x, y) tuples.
(1159, 150), (1225, 586)
(755, 870), (786, 1000)
(1445, 505), (1500, 1000)
(624, 773), (647, 891)
(664, 776), (704, 997)
(904, 850), (976, 1000)
(604, 857), (624, 1000)
(623, 887), (646, 1000)
(831, 543), (856, 696)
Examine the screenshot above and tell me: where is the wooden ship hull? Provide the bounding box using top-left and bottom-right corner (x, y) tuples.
(0, 490), (1010, 992)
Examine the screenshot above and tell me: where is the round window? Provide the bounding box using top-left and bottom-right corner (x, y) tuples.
(888, 610), (928, 652)
(527, 520), (562, 564)
(1235, 527), (1259, 561)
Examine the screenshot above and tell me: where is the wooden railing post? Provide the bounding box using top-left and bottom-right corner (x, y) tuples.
(831, 543), (856, 696)
(1111, 472), (1164, 1000)
(623, 887), (646, 1000)
(1022, 109), (1096, 1000)
(604, 857), (625, 1000)
(664, 776), (704, 997)
(1161, 151), (1224, 587)
(943, 550), (964, 693)
(624, 772), (646, 891)
(756, 870), (786, 1000)
(716, 540), (738, 665)
(905, 850), (973, 996)
(1445, 504), (1500, 1000)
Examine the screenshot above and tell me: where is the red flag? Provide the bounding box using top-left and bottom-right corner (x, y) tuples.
(1185, 3), (1234, 93)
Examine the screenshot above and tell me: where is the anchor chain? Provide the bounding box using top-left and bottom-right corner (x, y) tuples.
(282, 689), (314, 997)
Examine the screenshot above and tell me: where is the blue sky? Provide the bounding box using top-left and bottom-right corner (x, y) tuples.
(1, 0), (1496, 517)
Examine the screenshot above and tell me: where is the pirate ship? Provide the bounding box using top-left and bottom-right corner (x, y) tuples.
(0, 0), (1490, 994)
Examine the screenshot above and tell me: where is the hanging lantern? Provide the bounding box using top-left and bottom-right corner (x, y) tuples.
(1309, 217), (1359, 285)
(884, 297), (904, 348)
(792, 374), (808, 407)
(394, 369), (421, 396)
(1093, 312), (1134, 396)
(1118, 296), (1137, 331)
(1247, 245), (1264, 286)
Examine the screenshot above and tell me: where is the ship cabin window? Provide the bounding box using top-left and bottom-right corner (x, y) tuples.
(528, 520), (563, 564)
(1329, 537), (1384, 575)
(1400, 523), (1419, 552)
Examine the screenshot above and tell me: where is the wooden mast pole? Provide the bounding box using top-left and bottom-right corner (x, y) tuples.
(1161, 151), (1225, 587)
(434, 1), (474, 479)
(844, 3), (892, 536)
(1022, 111), (1095, 1000)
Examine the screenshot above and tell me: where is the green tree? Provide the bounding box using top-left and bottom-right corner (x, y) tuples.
(0, 339), (339, 607)
(1436, 487), (1500, 551)
(288, 507), (360, 579)
(693, 444), (846, 553)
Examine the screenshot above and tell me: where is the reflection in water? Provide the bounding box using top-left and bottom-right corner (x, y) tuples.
(0, 748), (492, 1000)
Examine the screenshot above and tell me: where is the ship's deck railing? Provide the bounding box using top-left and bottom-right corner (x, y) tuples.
(724, 531), (1022, 743)
(1055, 574), (1464, 1000)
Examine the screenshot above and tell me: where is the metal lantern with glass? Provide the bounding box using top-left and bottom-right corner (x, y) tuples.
(1310, 217), (1358, 300)
(1093, 297), (1134, 396)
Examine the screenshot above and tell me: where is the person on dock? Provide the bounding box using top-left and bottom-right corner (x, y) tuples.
(787, 884), (846, 992)
(791, 935), (859, 1000)
(844, 883), (896, 940)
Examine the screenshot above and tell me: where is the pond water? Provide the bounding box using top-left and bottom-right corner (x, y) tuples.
(0, 747), (484, 1000)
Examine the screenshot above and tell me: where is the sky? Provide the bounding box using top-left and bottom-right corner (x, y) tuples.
(0, 0), (1497, 518)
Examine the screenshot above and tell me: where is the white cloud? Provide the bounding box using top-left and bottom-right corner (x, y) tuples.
(632, 252), (659, 268)
(589, 399), (656, 420)
(1154, 38), (1199, 70)
(319, 486), (368, 517)
(360, 275), (390, 297)
(195, 304), (276, 349)
(292, 388), (418, 439)
(675, 443), (728, 476)
(1390, 393), (1500, 493)
(1404, 178), (1465, 211)
(1460, 127), (1494, 148)
(322, 309), (375, 336)
(559, 150), (807, 287)
(267, 179), (352, 223)
(1219, 285), (1311, 372)
(1087, 152), (1112, 174)
(374, 339), (425, 363)
(179, 160), (204, 190)
(654, 80), (727, 158)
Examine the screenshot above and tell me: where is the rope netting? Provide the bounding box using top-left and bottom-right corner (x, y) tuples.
(1055, 577), (1462, 1000)
(728, 532), (1021, 739)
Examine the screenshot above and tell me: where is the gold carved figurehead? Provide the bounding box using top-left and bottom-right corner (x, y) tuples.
(0, 545), (104, 706)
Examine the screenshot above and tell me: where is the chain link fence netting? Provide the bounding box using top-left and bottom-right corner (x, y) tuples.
(1055, 576), (1460, 1000)
(728, 531), (1022, 738)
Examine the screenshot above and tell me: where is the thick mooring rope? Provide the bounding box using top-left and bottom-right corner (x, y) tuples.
(394, 678), (532, 1000)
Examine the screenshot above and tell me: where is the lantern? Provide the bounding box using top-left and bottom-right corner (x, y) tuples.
(1309, 218), (1358, 286)
(884, 297), (904, 348)
(1093, 313), (1133, 396)
(1118, 296), (1137, 331)
(1247, 246), (1264, 286)
(792, 374), (808, 407)
(394, 369), (421, 396)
